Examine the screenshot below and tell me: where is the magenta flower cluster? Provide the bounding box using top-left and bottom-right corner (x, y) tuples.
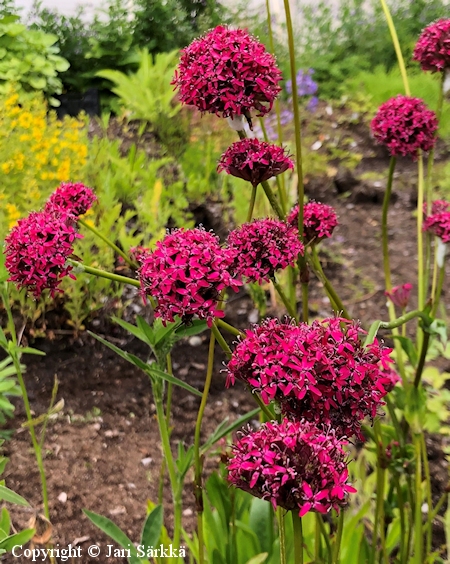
(4, 182), (95, 297)
(370, 96), (438, 159)
(44, 182), (97, 218)
(227, 317), (395, 439)
(385, 283), (413, 309)
(287, 201), (338, 243)
(137, 228), (241, 326)
(173, 26), (282, 121)
(423, 199), (450, 243)
(226, 219), (304, 284)
(4, 211), (81, 298)
(228, 419), (356, 516)
(218, 138), (293, 187)
(414, 19), (450, 72)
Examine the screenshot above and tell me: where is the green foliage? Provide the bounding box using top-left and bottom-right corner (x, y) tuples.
(97, 50), (188, 155)
(0, 14), (69, 101)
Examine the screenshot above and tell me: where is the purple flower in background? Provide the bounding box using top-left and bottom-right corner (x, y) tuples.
(286, 69), (318, 97)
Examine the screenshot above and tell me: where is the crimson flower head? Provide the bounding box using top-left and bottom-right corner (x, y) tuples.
(385, 283), (413, 309)
(413, 19), (450, 72)
(4, 210), (81, 298)
(423, 199), (450, 243)
(287, 201), (338, 243)
(226, 219), (304, 284)
(227, 317), (394, 439)
(371, 96), (438, 159)
(173, 26), (282, 122)
(45, 182), (97, 218)
(137, 228), (241, 326)
(228, 419), (356, 516)
(218, 139), (293, 186)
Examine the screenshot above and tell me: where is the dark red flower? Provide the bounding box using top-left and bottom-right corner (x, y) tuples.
(413, 19), (450, 72)
(371, 96), (438, 159)
(385, 283), (413, 309)
(218, 138), (293, 186)
(137, 228), (241, 326)
(4, 211), (81, 298)
(173, 26), (282, 121)
(226, 219), (303, 284)
(287, 201), (338, 243)
(227, 317), (394, 439)
(423, 199), (450, 242)
(228, 418), (356, 516)
(45, 182), (97, 218)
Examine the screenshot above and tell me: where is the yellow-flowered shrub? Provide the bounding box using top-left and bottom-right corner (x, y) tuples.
(0, 87), (88, 238)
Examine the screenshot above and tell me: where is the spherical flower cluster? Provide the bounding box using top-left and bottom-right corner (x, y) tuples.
(227, 317), (394, 438)
(137, 228), (241, 326)
(218, 139), (293, 187)
(287, 201), (338, 243)
(4, 211), (81, 298)
(226, 219), (304, 284)
(413, 19), (450, 72)
(45, 182), (97, 218)
(423, 199), (450, 243)
(228, 419), (356, 516)
(371, 96), (438, 159)
(385, 283), (413, 309)
(173, 26), (282, 121)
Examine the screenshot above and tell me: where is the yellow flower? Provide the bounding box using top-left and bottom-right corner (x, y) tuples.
(18, 112), (32, 129)
(1, 162), (12, 174)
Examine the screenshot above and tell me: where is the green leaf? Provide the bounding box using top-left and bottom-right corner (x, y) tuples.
(246, 554), (269, 564)
(83, 510), (140, 563)
(146, 365), (202, 397)
(174, 320), (208, 340)
(393, 336), (417, 367)
(20, 347), (46, 356)
(0, 485), (29, 506)
(0, 528), (35, 551)
(111, 316), (150, 346)
(201, 408), (260, 454)
(0, 508), (10, 536)
(141, 505), (163, 549)
(249, 498), (273, 555)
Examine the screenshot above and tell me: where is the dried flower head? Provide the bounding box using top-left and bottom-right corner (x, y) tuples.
(137, 228), (240, 326)
(287, 201), (338, 243)
(173, 26), (282, 122)
(226, 219), (304, 284)
(4, 211), (81, 298)
(228, 418), (356, 516)
(385, 283), (413, 309)
(423, 199), (450, 243)
(218, 138), (293, 186)
(45, 182), (97, 218)
(227, 317), (394, 439)
(414, 19), (450, 72)
(371, 96), (438, 159)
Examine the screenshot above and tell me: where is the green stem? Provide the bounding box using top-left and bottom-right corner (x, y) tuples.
(379, 0), (410, 96)
(317, 514), (333, 564)
(301, 282), (308, 324)
(413, 435), (423, 564)
(420, 434), (432, 557)
(273, 279), (298, 320)
(67, 259), (141, 287)
(423, 491), (447, 535)
(154, 388), (182, 550)
(372, 422), (385, 564)
(431, 263), (445, 318)
(315, 513), (321, 562)
(247, 184), (258, 222)
(277, 508), (287, 564)
(193, 331), (216, 564)
(382, 157), (396, 292)
(159, 354), (174, 504)
(333, 511), (344, 564)
(215, 319), (243, 338)
(414, 331), (430, 388)
(12, 351), (50, 520)
(393, 475), (407, 564)
(78, 218), (136, 268)
(292, 511), (303, 564)
(417, 154), (425, 315)
(260, 179), (285, 219)
(259, 118), (286, 214)
(309, 247), (350, 318)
